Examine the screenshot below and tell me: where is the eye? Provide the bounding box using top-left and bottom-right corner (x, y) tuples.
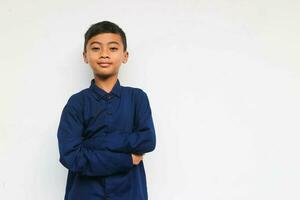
(110, 47), (118, 51)
(91, 47), (100, 51)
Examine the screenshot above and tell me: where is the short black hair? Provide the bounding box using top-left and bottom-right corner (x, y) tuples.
(83, 21), (127, 52)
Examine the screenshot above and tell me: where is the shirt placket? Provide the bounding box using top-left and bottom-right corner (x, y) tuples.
(103, 94), (113, 200)
(104, 94), (113, 133)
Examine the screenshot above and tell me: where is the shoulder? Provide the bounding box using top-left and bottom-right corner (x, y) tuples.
(122, 85), (149, 100)
(123, 86), (152, 112)
(64, 89), (87, 111)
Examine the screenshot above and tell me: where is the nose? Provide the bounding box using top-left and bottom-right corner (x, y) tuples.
(99, 48), (109, 58)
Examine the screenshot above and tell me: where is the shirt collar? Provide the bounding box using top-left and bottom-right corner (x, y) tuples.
(89, 78), (121, 100)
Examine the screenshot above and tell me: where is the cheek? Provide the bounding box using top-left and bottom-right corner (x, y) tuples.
(90, 56), (99, 63)
(113, 54), (125, 62)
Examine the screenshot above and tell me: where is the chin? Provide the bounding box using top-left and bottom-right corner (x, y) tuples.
(94, 73), (114, 79)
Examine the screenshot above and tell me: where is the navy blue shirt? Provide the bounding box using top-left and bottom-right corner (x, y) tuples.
(57, 78), (156, 200)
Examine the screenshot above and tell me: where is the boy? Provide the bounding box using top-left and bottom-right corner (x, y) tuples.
(57, 21), (156, 200)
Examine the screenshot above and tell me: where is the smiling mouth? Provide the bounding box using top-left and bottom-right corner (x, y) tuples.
(98, 63), (112, 67)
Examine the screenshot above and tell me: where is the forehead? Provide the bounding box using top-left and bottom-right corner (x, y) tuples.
(88, 33), (123, 45)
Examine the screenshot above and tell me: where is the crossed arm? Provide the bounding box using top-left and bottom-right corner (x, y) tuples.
(57, 91), (156, 177)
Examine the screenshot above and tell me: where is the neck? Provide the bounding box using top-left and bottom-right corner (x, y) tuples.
(94, 75), (118, 93)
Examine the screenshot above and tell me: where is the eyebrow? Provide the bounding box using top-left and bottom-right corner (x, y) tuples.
(89, 41), (120, 46)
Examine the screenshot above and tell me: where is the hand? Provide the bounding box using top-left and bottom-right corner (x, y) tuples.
(131, 154), (143, 165)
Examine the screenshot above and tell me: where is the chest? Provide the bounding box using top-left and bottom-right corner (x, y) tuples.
(82, 94), (136, 138)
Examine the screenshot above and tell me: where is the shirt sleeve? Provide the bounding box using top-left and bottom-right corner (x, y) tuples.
(57, 97), (133, 177)
(84, 89), (156, 154)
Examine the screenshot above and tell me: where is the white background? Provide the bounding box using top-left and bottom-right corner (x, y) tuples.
(1, 0), (300, 199)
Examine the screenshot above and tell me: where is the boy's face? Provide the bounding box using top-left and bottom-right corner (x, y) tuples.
(83, 33), (128, 79)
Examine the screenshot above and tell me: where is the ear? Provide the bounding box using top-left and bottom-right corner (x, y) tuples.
(122, 51), (129, 64)
(83, 51), (88, 64)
